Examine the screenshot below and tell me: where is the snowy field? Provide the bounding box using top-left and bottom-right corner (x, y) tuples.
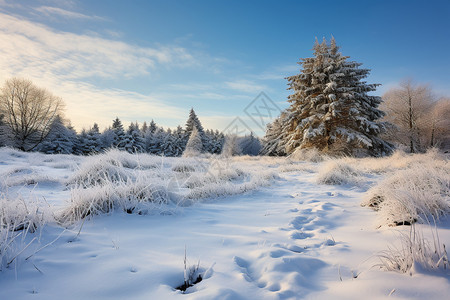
(0, 148), (449, 299)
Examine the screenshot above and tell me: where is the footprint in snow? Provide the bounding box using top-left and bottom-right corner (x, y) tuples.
(234, 256), (253, 282)
(269, 249), (291, 258)
(290, 231), (314, 240)
(289, 216), (310, 230)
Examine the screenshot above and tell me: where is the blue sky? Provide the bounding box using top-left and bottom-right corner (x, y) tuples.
(0, 0), (449, 134)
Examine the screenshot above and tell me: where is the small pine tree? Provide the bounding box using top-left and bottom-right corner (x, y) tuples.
(185, 108), (204, 134)
(111, 117), (126, 150)
(148, 120), (157, 134)
(86, 123), (102, 153)
(183, 126), (203, 157)
(141, 121), (148, 134)
(221, 134), (241, 157)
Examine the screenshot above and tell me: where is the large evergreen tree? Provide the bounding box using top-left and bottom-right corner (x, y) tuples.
(281, 38), (392, 156)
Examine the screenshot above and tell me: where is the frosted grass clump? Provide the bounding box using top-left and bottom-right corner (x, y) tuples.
(59, 177), (173, 224)
(288, 148), (327, 163)
(67, 149), (162, 187)
(58, 150), (278, 224)
(377, 225), (448, 274)
(0, 193), (51, 270)
(350, 149), (446, 174)
(316, 158), (364, 186)
(362, 161), (450, 227)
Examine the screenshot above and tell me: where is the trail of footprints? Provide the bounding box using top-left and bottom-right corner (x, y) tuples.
(233, 191), (343, 295)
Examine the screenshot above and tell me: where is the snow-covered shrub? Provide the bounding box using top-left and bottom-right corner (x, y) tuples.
(377, 225), (448, 274)
(316, 158), (364, 186)
(288, 147), (327, 162)
(362, 161), (450, 226)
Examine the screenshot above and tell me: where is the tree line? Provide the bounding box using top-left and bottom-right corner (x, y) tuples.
(1, 39), (448, 157)
(0, 79), (261, 156)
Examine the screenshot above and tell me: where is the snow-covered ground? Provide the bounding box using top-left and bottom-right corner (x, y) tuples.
(0, 148), (449, 299)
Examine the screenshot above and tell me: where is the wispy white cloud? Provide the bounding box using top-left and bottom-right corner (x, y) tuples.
(225, 80), (268, 94)
(0, 12), (198, 129)
(253, 64), (299, 80)
(34, 6), (106, 21)
(0, 13), (197, 80)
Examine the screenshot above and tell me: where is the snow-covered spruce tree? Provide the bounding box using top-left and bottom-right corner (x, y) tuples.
(141, 121), (148, 134)
(148, 120), (157, 134)
(209, 130), (225, 154)
(161, 128), (176, 156)
(182, 126), (203, 157)
(38, 115), (77, 154)
(75, 124), (102, 155)
(111, 117), (126, 150)
(148, 127), (166, 155)
(283, 38), (393, 156)
(238, 133), (262, 156)
(74, 129), (89, 155)
(184, 108), (208, 151)
(172, 125), (187, 156)
(86, 123), (102, 153)
(99, 128), (115, 150)
(123, 122), (145, 153)
(261, 112), (286, 156)
(185, 108), (204, 135)
(260, 110), (297, 156)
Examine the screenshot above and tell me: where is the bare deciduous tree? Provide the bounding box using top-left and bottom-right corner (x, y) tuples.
(382, 80), (435, 153)
(0, 78), (64, 151)
(427, 98), (450, 151)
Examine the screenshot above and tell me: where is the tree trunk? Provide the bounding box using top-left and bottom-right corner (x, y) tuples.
(408, 92), (415, 153)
